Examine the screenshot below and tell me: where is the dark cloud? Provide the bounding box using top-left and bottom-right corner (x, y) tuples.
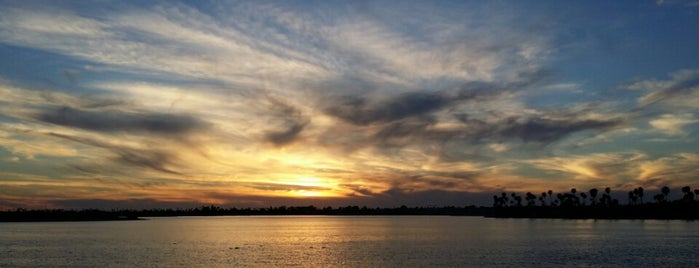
(265, 121), (307, 146)
(368, 112), (622, 151)
(498, 116), (622, 143)
(319, 69), (548, 131)
(373, 118), (434, 144)
(115, 150), (181, 175)
(340, 184), (377, 196)
(47, 132), (181, 175)
(325, 91), (449, 125)
(35, 106), (207, 135)
(262, 96), (309, 146)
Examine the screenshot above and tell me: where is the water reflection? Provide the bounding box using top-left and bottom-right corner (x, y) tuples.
(1, 216), (698, 267)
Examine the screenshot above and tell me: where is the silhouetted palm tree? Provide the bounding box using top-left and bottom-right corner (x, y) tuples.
(526, 192), (537, 206)
(589, 188), (599, 206)
(580, 192), (587, 206)
(682, 186), (694, 202)
(600, 187), (611, 207)
(661, 186), (670, 202)
(556, 193), (564, 207)
(637, 187), (644, 204)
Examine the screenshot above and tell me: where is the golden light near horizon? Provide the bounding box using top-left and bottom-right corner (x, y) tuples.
(282, 177), (345, 198)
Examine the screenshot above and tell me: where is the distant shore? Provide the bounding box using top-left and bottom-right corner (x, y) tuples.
(0, 209), (142, 222)
(2, 203), (699, 222)
(1, 206), (486, 222)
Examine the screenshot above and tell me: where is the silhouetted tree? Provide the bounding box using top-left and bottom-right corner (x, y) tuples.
(557, 193), (564, 206)
(682, 186), (695, 202)
(589, 188), (599, 206)
(580, 192), (587, 206)
(513, 193), (523, 207)
(548, 190), (553, 205)
(526, 192), (537, 206)
(600, 187), (612, 207)
(661, 186), (670, 202)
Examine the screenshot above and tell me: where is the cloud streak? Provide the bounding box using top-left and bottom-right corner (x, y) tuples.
(35, 106), (208, 135)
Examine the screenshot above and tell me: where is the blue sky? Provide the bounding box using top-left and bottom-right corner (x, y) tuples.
(0, 0), (698, 209)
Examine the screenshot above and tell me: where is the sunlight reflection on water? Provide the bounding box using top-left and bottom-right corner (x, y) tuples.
(1, 216), (698, 267)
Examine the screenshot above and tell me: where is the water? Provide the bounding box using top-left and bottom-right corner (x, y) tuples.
(1, 216), (698, 267)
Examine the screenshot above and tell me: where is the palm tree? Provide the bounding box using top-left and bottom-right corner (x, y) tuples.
(637, 187), (644, 204)
(601, 187), (611, 206)
(681, 186), (694, 202)
(501, 192), (509, 207)
(570, 188), (579, 206)
(661, 186), (670, 202)
(589, 188), (599, 206)
(580, 192), (588, 206)
(526, 192), (537, 206)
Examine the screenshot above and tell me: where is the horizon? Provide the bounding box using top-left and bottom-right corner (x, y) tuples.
(1, 0), (698, 210)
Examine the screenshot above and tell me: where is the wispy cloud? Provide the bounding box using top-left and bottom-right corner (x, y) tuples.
(649, 113), (698, 135)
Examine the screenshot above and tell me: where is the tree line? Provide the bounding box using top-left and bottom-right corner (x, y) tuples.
(491, 185), (699, 219)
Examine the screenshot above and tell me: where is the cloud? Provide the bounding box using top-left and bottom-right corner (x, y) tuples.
(498, 116), (622, 143)
(34, 106), (208, 135)
(649, 113), (698, 135)
(638, 153), (699, 187)
(635, 69), (699, 107)
(261, 96), (309, 146)
(265, 123), (307, 146)
(525, 152), (647, 184)
(325, 91), (449, 125)
(47, 132), (182, 175)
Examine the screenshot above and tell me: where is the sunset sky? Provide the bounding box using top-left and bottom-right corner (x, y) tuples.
(1, 1), (698, 209)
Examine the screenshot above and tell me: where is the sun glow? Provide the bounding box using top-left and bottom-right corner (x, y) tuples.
(282, 177), (344, 198)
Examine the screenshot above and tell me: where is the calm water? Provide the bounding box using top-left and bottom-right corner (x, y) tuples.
(1, 216), (698, 267)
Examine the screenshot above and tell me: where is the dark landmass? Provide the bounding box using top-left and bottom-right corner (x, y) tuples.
(0, 209), (142, 222)
(3, 186), (698, 221)
(0, 206), (488, 222)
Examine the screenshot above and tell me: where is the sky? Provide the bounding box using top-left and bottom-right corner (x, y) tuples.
(1, 0), (698, 209)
